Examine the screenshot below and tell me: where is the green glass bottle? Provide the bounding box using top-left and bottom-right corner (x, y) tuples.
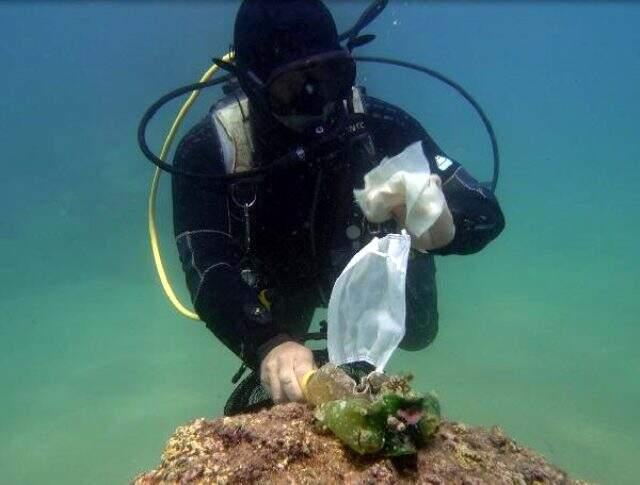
(316, 398), (386, 454)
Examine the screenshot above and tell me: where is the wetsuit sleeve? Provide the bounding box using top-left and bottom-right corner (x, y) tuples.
(171, 117), (287, 369)
(365, 96), (505, 255)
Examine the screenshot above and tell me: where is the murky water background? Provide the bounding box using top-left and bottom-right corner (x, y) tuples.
(1, 2), (638, 483)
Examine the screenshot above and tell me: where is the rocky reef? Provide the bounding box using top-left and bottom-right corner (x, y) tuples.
(134, 403), (586, 484)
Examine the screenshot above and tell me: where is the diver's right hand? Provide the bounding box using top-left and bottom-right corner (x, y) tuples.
(260, 341), (316, 403)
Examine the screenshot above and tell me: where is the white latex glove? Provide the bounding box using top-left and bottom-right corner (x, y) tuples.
(391, 175), (455, 251)
(260, 341), (316, 403)
(354, 141), (447, 240)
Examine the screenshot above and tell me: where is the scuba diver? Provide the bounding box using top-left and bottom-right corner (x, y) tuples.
(167, 0), (505, 414)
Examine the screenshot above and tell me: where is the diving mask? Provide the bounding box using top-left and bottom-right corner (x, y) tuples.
(246, 51), (356, 133)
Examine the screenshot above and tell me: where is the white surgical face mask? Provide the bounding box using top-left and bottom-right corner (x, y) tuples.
(327, 231), (412, 372)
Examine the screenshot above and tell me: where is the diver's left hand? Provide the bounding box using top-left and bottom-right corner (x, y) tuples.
(391, 175), (455, 251)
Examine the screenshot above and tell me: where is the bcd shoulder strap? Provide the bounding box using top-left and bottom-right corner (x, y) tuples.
(211, 91), (255, 174)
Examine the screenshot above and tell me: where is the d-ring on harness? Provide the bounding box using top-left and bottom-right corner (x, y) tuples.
(230, 182), (259, 287)
(231, 183), (257, 255)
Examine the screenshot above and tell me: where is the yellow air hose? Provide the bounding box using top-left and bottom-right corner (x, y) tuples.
(148, 53), (234, 321)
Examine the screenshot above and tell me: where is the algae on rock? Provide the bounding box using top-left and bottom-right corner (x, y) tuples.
(307, 364), (441, 456)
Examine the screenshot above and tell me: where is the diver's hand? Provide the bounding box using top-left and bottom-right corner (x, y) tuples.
(260, 341), (316, 403)
(391, 175), (455, 251)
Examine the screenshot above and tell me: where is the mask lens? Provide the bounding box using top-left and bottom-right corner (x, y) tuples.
(267, 56), (356, 117)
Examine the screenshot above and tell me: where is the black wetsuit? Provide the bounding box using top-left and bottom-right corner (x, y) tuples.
(172, 94), (505, 369)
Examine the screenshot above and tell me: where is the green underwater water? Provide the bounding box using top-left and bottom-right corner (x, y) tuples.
(1, 2), (639, 484)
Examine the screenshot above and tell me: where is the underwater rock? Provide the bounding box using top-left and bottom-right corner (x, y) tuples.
(134, 403), (587, 484)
